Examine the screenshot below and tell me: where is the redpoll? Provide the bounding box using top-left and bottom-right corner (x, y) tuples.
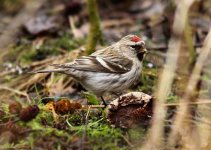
(33, 35), (147, 104)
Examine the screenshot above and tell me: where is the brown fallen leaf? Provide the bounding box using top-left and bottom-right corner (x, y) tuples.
(107, 92), (153, 128)
(53, 99), (82, 115)
(24, 15), (58, 35)
(0, 108), (5, 118)
(9, 101), (22, 114)
(19, 105), (39, 122)
(44, 99), (82, 115)
(0, 120), (29, 144)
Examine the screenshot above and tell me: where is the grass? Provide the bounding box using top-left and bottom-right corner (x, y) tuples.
(0, 0), (211, 149)
(2, 33), (84, 66)
(0, 100), (130, 149)
(0, 35), (157, 149)
(0, 29), (188, 149)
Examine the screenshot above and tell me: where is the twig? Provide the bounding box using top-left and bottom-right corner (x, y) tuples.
(164, 100), (211, 107)
(0, 0), (45, 55)
(16, 49), (80, 90)
(82, 105), (105, 109)
(0, 70), (16, 78)
(168, 28), (211, 147)
(80, 100), (211, 109)
(19, 129), (40, 135)
(142, 0), (196, 149)
(27, 56), (61, 68)
(81, 106), (91, 150)
(0, 86), (31, 103)
(120, 135), (134, 148)
(85, 0), (103, 55)
(69, 16), (85, 39)
(147, 43), (203, 51)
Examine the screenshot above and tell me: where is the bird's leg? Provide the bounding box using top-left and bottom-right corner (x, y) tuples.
(113, 92), (122, 101)
(100, 96), (107, 107)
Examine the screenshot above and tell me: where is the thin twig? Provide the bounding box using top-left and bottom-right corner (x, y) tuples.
(0, 0), (45, 51)
(81, 106), (91, 150)
(82, 105), (105, 109)
(120, 135), (134, 148)
(85, 0), (103, 54)
(168, 28), (211, 147)
(27, 56), (61, 68)
(81, 99), (211, 109)
(164, 100), (211, 107)
(147, 43), (203, 51)
(0, 86), (31, 103)
(141, 0), (196, 149)
(0, 70), (16, 78)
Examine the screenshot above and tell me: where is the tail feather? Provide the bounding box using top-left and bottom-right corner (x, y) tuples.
(29, 68), (67, 74)
(50, 64), (63, 68)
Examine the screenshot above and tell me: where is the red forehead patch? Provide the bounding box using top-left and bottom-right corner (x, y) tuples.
(131, 35), (141, 42)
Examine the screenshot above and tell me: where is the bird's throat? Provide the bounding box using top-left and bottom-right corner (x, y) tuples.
(137, 53), (145, 61)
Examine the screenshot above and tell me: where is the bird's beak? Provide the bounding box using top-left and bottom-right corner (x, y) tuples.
(134, 41), (148, 54)
(140, 48), (148, 54)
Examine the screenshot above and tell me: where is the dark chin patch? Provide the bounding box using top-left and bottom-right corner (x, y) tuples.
(137, 52), (144, 61)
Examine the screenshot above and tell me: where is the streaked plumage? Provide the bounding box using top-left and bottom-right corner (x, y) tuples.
(33, 35), (147, 99)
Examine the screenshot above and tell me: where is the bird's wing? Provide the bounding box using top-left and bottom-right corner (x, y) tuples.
(51, 55), (133, 73)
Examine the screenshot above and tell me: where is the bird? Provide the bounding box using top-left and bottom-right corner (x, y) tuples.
(33, 35), (147, 105)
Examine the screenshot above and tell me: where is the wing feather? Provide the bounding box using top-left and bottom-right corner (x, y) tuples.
(51, 55), (133, 73)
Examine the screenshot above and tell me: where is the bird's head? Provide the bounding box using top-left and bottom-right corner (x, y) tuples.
(119, 35), (147, 61)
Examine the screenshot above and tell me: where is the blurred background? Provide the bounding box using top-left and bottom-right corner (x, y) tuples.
(0, 0), (211, 149)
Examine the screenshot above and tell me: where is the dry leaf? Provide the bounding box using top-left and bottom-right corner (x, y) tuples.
(19, 105), (39, 122)
(107, 92), (153, 128)
(9, 101), (22, 114)
(44, 99), (82, 115)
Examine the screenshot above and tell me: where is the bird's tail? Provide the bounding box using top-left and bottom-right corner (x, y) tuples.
(29, 68), (67, 74)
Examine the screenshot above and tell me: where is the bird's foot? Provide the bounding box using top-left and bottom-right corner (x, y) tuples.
(100, 96), (108, 108)
(112, 92), (122, 102)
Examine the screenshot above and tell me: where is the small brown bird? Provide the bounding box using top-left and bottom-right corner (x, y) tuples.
(33, 35), (147, 105)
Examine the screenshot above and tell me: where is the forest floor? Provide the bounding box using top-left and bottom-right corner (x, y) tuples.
(0, 0), (211, 149)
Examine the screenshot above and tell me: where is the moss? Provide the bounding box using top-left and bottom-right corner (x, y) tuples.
(139, 69), (158, 93)
(50, 32), (84, 51)
(127, 127), (146, 146)
(83, 92), (99, 105)
(0, 100), (128, 149)
(184, 21), (196, 68)
(73, 118), (127, 150)
(4, 33), (84, 66)
(0, 0), (24, 14)
(0, 98), (141, 149)
(85, 0), (103, 55)
(166, 93), (179, 103)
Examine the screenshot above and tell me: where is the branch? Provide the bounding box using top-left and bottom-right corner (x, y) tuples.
(85, 0), (103, 55)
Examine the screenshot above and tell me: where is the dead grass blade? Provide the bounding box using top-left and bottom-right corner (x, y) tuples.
(140, 0), (196, 149)
(15, 48), (80, 90)
(164, 99), (211, 107)
(0, 0), (45, 52)
(0, 86), (31, 103)
(168, 28), (211, 148)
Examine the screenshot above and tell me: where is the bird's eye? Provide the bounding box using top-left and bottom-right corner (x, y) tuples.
(130, 43), (144, 49)
(130, 45), (141, 50)
(131, 45), (136, 49)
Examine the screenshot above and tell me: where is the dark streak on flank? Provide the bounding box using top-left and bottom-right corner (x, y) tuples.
(120, 78), (128, 85)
